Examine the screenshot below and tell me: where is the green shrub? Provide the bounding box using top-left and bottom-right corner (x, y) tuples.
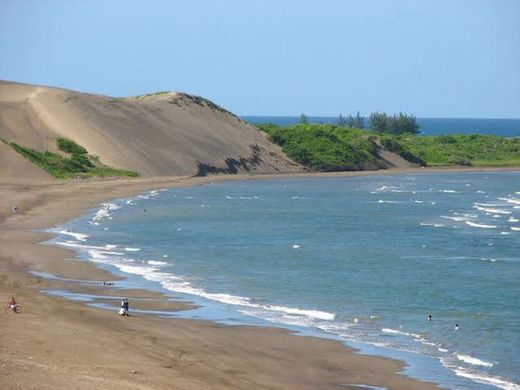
(9, 139), (139, 179)
(400, 134), (520, 166)
(57, 138), (88, 155)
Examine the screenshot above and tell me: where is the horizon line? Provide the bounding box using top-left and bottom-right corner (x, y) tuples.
(240, 114), (520, 121)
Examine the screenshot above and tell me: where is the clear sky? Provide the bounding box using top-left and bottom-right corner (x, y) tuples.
(1, 0), (519, 118)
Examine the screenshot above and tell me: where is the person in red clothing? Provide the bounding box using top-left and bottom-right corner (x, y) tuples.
(8, 296), (17, 311)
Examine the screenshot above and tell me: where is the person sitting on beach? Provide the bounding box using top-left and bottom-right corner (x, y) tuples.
(8, 296), (18, 311)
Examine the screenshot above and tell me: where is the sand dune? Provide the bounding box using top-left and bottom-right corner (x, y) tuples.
(0, 141), (54, 183)
(0, 80), (301, 181)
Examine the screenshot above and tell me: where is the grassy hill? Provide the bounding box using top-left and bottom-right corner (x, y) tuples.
(399, 134), (520, 167)
(259, 123), (520, 171)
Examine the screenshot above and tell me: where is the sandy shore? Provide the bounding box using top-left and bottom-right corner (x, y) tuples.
(1, 167), (517, 389)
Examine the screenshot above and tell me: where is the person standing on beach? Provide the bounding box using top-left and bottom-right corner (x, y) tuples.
(120, 298), (129, 316)
(12, 205), (18, 214)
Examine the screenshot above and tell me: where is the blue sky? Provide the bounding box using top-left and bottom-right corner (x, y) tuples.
(1, 0), (519, 117)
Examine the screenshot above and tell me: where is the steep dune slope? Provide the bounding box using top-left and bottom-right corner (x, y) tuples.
(0, 141), (54, 183)
(0, 80), (301, 180)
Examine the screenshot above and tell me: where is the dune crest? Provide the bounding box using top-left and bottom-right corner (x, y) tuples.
(0, 80), (301, 182)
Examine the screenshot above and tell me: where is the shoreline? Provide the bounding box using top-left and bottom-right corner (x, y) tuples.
(2, 166), (518, 389)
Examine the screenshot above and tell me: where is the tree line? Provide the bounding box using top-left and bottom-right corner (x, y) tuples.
(299, 112), (420, 135)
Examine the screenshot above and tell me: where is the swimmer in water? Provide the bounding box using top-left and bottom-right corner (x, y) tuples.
(428, 314), (432, 321)
(455, 323), (459, 330)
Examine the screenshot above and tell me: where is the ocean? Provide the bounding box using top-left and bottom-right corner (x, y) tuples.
(50, 172), (520, 390)
(241, 116), (520, 137)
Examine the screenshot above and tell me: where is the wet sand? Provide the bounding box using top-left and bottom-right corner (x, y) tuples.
(2, 167), (515, 389)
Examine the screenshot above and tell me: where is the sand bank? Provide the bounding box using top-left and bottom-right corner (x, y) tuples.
(3, 167), (515, 389)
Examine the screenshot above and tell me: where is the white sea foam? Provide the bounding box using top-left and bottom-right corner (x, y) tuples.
(374, 185), (398, 192)
(420, 223), (445, 227)
(317, 322), (355, 333)
(381, 328), (421, 339)
(292, 244), (301, 249)
(498, 197), (520, 205)
(511, 227), (520, 231)
(55, 230), (89, 242)
(481, 258), (498, 263)
(441, 215), (468, 222)
(509, 217), (520, 223)
(475, 202), (508, 207)
(438, 348), (449, 353)
(457, 354), (494, 367)
(378, 200), (401, 204)
(92, 203), (121, 222)
(465, 221), (497, 229)
(125, 247), (141, 252)
(454, 368), (520, 390)
(76, 245), (337, 323)
(474, 205), (511, 215)
(439, 189), (460, 193)
(148, 260), (167, 266)
(265, 306), (335, 321)
(55, 241), (120, 252)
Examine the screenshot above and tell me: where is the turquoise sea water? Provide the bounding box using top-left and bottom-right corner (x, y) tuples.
(242, 116), (520, 137)
(51, 172), (520, 389)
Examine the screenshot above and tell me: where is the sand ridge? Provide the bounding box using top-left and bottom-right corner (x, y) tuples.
(0, 80), (301, 179)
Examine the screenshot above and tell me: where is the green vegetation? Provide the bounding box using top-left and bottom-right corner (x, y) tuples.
(56, 137), (88, 155)
(335, 111), (417, 134)
(399, 134), (520, 167)
(259, 123), (520, 171)
(379, 136), (425, 165)
(259, 123), (386, 171)
(9, 138), (138, 179)
(369, 112), (419, 134)
(132, 91), (171, 100)
(347, 112), (365, 129)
